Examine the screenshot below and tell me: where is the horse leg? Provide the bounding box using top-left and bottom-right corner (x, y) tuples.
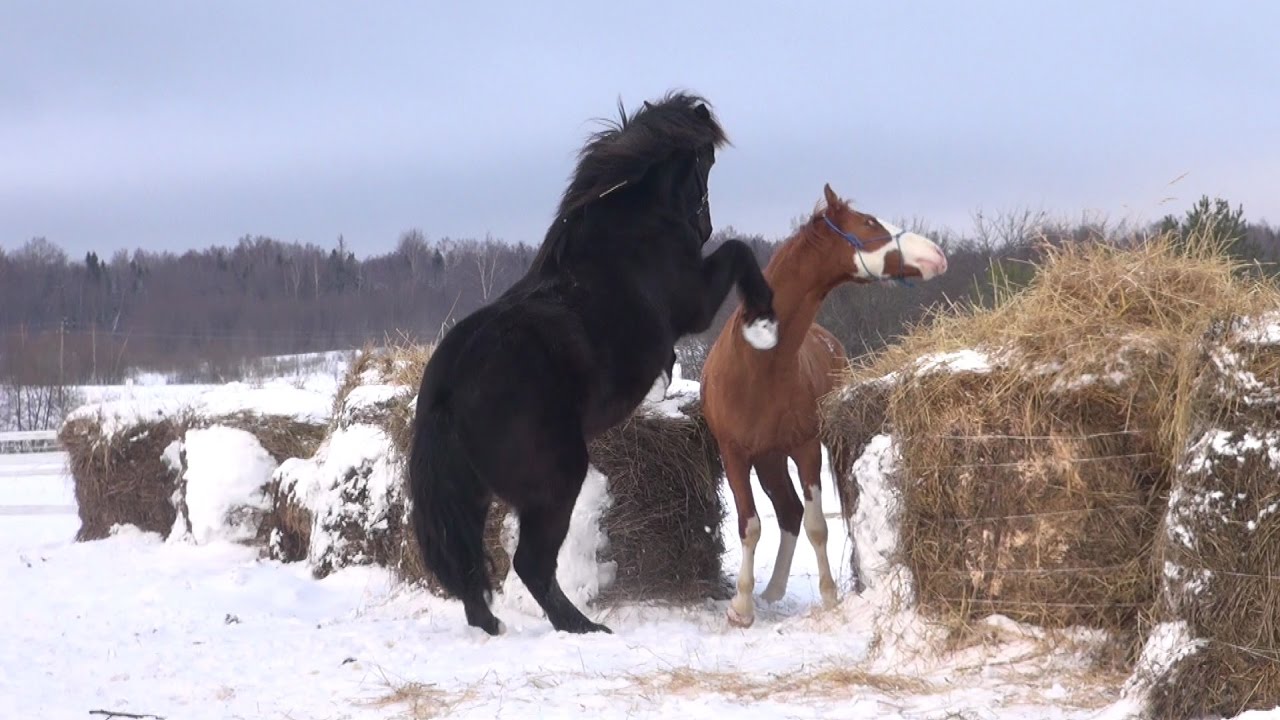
(756, 452), (803, 605)
(722, 444), (760, 628)
(512, 501), (610, 634)
(689, 239), (777, 346)
(509, 431), (610, 634)
(796, 438), (838, 608)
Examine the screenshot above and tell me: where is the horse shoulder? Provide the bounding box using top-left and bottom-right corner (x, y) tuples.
(800, 325), (848, 398)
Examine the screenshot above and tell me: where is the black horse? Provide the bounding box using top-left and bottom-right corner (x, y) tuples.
(408, 92), (777, 635)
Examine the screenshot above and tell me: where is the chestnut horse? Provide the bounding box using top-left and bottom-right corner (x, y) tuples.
(701, 184), (948, 627)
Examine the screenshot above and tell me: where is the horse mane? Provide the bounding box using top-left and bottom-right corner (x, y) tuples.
(533, 91), (729, 271)
(557, 91), (728, 218)
(785, 191), (856, 253)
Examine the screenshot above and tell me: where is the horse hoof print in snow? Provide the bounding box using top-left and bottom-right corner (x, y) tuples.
(742, 317), (778, 350)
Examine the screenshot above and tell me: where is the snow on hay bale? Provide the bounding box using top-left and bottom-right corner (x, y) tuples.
(1129, 312), (1280, 720)
(822, 232), (1274, 636)
(60, 384), (330, 542)
(267, 346), (729, 604)
(263, 345), (468, 584)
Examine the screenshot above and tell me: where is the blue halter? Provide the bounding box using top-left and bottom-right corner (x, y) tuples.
(822, 215), (913, 287)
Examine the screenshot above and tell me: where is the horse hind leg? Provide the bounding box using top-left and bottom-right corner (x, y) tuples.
(509, 435), (610, 634)
(458, 496), (504, 635)
(796, 439), (838, 608)
(756, 452), (803, 605)
(513, 504), (610, 634)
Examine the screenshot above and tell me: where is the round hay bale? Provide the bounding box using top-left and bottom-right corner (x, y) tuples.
(59, 416), (183, 541)
(1136, 313), (1280, 719)
(588, 394), (731, 605)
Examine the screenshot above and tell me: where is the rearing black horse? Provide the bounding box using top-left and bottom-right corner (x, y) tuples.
(409, 92), (777, 635)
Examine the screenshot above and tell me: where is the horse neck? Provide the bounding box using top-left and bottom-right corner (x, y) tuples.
(755, 232), (843, 361)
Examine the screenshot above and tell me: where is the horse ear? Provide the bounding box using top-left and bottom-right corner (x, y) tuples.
(823, 183), (840, 208)
(693, 103), (711, 121)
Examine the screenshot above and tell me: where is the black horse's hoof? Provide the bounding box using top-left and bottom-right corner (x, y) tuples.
(465, 605), (505, 636)
(471, 617), (503, 636)
(555, 617), (613, 634)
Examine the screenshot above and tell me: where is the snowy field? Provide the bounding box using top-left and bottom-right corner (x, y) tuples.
(2, 372), (1276, 719)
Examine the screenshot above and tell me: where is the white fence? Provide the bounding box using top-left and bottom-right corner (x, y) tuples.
(0, 435), (76, 517)
(0, 430), (60, 454)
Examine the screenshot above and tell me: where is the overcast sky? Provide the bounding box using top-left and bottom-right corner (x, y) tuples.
(3, 1), (1277, 258)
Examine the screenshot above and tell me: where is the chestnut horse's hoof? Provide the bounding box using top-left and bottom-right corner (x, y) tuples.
(742, 316), (778, 350)
(726, 605), (755, 628)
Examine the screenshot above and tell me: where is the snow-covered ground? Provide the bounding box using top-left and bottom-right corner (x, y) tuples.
(2, 374), (1276, 719)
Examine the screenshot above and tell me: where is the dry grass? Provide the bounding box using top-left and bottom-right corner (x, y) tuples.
(619, 663), (937, 703)
(825, 230), (1279, 643)
(333, 339), (435, 454)
(589, 397), (731, 604)
(364, 672), (480, 720)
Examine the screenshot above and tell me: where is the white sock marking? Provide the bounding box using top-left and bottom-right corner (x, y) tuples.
(804, 493), (838, 607)
(762, 530), (798, 604)
(742, 317), (778, 350)
(730, 515), (761, 624)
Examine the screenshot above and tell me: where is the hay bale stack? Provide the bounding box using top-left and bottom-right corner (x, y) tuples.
(60, 414), (184, 541)
(62, 383), (333, 544)
(589, 388), (730, 604)
(1135, 313), (1280, 719)
(262, 344), (514, 590)
(825, 233), (1272, 634)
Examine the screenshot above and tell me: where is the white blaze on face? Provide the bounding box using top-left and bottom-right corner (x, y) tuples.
(852, 216), (948, 281)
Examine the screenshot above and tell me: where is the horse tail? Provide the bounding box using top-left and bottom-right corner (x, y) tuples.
(408, 397), (493, 603)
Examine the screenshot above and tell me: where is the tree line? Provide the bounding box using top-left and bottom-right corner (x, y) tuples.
(2, 195), (1276, 429)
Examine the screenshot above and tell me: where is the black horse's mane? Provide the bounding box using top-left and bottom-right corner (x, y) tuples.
(533, 92), (728, 270)
(556, 91), (728, 219)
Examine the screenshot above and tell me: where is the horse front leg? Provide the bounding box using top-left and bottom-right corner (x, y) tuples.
(692, 238), (777, 350)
